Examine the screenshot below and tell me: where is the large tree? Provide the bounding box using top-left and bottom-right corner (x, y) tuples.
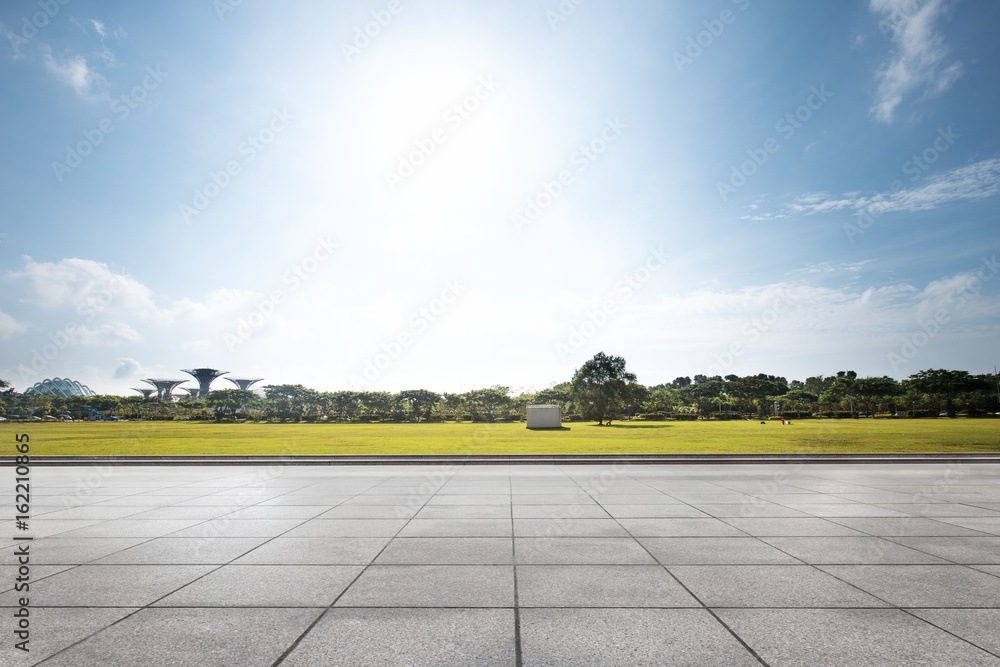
(906, 369), (988, 418)
(399, 389), (442, 421)
(205, 389), (263, 420)
(571, 352), (639, 424)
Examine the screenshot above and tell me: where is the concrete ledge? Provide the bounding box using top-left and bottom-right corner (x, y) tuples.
(3, 453), (1000, 466)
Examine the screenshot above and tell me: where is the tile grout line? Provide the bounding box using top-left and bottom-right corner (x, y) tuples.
(269, 465), (460, 666)
(560, 464), (773, 667)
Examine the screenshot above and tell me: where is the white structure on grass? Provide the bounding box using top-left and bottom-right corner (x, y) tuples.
(526, 404), (562, 429)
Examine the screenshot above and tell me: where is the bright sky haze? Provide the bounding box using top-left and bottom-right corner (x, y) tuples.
(1, 0), (998, 395)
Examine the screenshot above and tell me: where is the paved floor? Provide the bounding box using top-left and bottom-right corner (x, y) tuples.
(2, 463), (1000, 666)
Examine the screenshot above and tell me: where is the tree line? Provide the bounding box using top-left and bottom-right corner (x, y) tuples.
(2, 355), (998, 423)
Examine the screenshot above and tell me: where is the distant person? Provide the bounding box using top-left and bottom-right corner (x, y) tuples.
(607, 419), (612, 426)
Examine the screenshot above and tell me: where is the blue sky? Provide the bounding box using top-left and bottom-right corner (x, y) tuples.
(1, 0), (998, 395)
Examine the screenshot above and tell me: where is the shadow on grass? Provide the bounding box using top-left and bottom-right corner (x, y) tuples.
(581, 423), (673, 430)
(526, 426), (572, 431)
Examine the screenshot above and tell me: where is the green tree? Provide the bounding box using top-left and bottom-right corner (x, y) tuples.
(642, 387), (682, 414)
(906, 369), (988, 418)
(398, 389), (442, 421)
(464, 386), (511, 422)
(853, 376), (901, 415)
(571, 352), (639, 424)
(205, 389), (263, 420)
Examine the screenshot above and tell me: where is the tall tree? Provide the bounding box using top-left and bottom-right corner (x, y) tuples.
(906, 369), (988, 418)
(571, 352), (639, 424)
(398, 389), (442, 421)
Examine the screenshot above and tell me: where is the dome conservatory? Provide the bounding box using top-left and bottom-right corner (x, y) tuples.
(25, 378), (97, 398)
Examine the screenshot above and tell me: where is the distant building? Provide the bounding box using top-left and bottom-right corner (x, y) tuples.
(26, 378), (96, 398)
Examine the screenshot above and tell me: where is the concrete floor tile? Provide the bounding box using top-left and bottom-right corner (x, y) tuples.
(519, 609), (760, 666)
(929, 516), (1000, 535)
(335, 565), (515, 607)
(720, 517), (868, 537)
(415, 505), (512, 519)
(0, 537), (150, 565)
(517, 565), (699, 607)
(718, 608), (1000, 667)
(283, 519), (408, 538)
(168, 518), (306, 538)
(640, 537), (801, 564)
(319, 506), (418, 519)
(828, 517), (991, 536)
(155, 564), (363, 607)
(91, 537), (269, 564)
(887, 536), (1000, 564)
(618, 517), (747, 537)
(512, 505), (611, 519)
(515, 537), (657, 565)
(909, 608), (1000, 657)
(39, 608), (321, 667)
(670, 565), (889, 608)
(374, 537), (513, 564)
(52, 519), (207, 538)
(600, 504), (710, 518)
(2, 607), (138, 666)
(761, 536), (950, 565)
(281, 608), (515, 666)
(233, 537), (390, 565)
(819, 564), (1000, 607)
(397, 519), (513, 537)
(514, 518), (629, 537)
(0, 564), (215, 606)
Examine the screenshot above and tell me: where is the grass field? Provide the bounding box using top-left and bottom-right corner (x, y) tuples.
(2, 419), (999, 455)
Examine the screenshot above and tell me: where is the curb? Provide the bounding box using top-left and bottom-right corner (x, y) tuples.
(4, 453), (1000, 466)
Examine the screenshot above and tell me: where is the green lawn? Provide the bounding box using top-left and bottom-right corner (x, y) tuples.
(3, 419), (999, 455)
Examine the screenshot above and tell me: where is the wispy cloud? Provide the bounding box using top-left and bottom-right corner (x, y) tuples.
(745, 159), (1000, 220)
(89, 19), (107, 39)
(0, 310), (28, 341)
(869, 0), (962, 122)
(42, 50), (108, 98)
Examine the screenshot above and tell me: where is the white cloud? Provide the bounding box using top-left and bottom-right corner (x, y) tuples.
(112, 357), (144, 379)
(9, 256), (159, 317)
(869, 0), (962, 122)
(0, 310), (28, 341)
(754, 159), (1000, 220)
(74, 323), (143, 347)
(89, 19), (107, 39)
(42, 50), (107, 98)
